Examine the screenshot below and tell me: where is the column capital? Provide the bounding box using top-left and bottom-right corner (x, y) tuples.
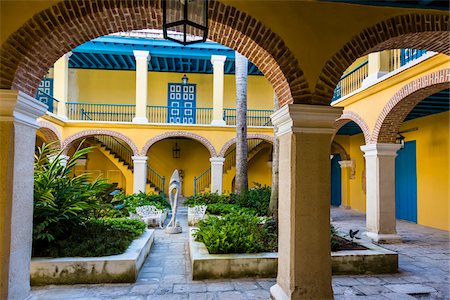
(211, 55), (226, 65)
(133, 50), (150, 60)
(210, 157), (225, 164)
(360, 143), (401, 157)
(338, 160), (354, 168)
(271, 104), (343, 137)
(0, 90), (47, 128)
(132, 156), (148, 163)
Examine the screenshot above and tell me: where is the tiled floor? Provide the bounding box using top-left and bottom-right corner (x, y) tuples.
(32, 207), (449, 299)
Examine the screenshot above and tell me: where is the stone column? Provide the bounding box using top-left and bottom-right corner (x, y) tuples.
(0, 90), (47, 300)
(362, 51), (390, 87)
(53, 52), (72, 120)
(210, 157), (225, 194)
(132, 156), (148, 194)
(133, 50), (150, 124)
(338, 160), (353, 209)
(270, 104), (342, 300)
(210, 55), (227, 126)
(360, 143), (402, 243)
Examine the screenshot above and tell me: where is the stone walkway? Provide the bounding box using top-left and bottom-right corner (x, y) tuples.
(32, 207), (449, 299)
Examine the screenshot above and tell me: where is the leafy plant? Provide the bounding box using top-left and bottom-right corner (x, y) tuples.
(330, 224), (339, 251)
(193, 210), (275, 254)
(109, 192), (170, 217)
(345, 229), (361, 242)
(206, 203), (255, 216)
(33, 142), (114, 242)
(32, 218), (146, 257)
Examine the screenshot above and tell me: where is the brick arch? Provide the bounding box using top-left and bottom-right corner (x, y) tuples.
(141, 131), (217, 157)
(314, 13), (449, 104)
(36, 120), (62, 149)
(334, 110), (371, 144)
(62, 129), (139, 155)
(218, 133), (274, 157)
(331, 141), (349, 161)
(372, 69), (450, 144)
(0, 0), (308, 107)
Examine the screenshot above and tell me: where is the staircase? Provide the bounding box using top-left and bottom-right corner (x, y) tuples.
(193, 139), (270, 195)
(92, 136), (165, 194)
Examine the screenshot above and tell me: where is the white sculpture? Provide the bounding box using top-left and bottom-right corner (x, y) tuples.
(166, 169), (182, 234)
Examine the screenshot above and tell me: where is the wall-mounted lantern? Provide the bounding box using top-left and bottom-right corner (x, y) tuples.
(172, 141), (181, 158)
(162, 0), (208, 45)
(182, 74), (189, 84)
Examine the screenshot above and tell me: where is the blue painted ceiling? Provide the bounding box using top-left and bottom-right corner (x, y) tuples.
(69, 36), (263, 75)
(337, 89), (450, 136)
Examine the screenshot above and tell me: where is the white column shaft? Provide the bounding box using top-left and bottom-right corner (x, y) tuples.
(211, 55), (226, 126)
(132, 156), (148, 193)
(210, 157), (225, 194)
(133, 50), (150, 123)
(361, 143), (402, 243)
(0, 90), (47, 300)
(53, 52), (71, 119)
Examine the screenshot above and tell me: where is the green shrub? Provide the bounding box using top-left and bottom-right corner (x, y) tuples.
(193, 211), (275, 254)
(110, 192), (170, 217)
(330, 224), (339, 252)
(206, 203), (255, 216)
(33, 142), (116, 242)
(32, 218), (146, 257)
(186, 185), (271, 216)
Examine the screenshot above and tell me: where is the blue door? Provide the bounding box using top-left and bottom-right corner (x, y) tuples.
(395, 141), (417, 223)
(36, 78), (54, 112)
(331, 154), (342, 206)
(168, 83), (196, 124)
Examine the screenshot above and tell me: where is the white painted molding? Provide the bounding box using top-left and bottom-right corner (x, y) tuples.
(132, 156), (148, 163)
(133, 50), (150, 60)
(271, 104), (343, 137)
(211, 55), (226, 65)
(132, 116), (149, 124)
(210, 119), (226, 126)
(0, 90), (47, 128)
(360, 143), (401, 157)
(338, 160), (353, 168)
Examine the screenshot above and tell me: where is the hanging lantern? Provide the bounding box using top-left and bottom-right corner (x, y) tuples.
(172, 141), (181, 158)
(162, 0), (208, 45)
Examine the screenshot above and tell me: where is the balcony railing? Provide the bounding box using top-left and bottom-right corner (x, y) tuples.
(67, 103), (135, 122)
(332, 49), (428, 101)
(223, 108), (273, 126)
(146, 106), (213, 124)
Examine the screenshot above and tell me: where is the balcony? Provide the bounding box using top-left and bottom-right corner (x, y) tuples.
(332, 49), (429, 101)
(60, 102), (273, 126)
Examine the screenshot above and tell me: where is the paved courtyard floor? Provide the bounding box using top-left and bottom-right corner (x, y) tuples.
(32, 207), (449, 300)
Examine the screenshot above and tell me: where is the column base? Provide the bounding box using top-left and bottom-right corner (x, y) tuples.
(365, 232), (402, 244)
(270, 284), (289, 300)
(211, 119), (226, 126)
(132, 116), (148, 124)
(361, 71), (389, 87)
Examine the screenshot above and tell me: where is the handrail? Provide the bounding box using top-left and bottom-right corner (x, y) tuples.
(147, 166), (165, 195)
(36, 89), (60, 114)
(194, 167), (211, 195)
(67, 102), (135, 122)
(223, 139), (265, 173)
(94, 135), (133, 169)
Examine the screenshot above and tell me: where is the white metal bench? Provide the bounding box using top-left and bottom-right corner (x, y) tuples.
(191, 205), (207, 225)
(133, 205), (164, 228)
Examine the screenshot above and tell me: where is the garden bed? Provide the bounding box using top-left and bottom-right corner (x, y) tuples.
(189, 228), (397, 280)
(30, 229), (155, 285)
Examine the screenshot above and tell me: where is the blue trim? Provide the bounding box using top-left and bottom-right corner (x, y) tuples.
(330, 154), (342, 206)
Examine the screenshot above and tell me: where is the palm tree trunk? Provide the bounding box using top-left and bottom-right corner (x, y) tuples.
(235, 52), (248, 194)
(269, 93), (280, 220)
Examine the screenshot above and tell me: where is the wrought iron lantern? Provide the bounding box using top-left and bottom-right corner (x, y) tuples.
(162, 0), (208, 45)
(172, 141), (181, 158)
(182, 74), (189, 84)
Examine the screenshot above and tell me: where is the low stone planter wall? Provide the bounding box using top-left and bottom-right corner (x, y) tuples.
(31, 229), (155, 285)
(189, 228), (398, 280)
(189, 228), (277, 280)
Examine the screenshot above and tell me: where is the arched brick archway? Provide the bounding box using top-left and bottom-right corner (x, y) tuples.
(0, 0), (308, 107)
(218, 133), (274, 157)
(334, 110), (371, 144)
(372, 68), (450, 144)
(331, 141), (349, 161)
(141, 131), (217, 157)
(62, 129), (139, 155)
(315, 13), (449, 104)
(36, 120), (62, 149)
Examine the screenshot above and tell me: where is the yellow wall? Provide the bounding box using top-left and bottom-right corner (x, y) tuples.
(73, 69), (274, 110)
(146, 138), (210, 196)
(69, 146), (128, 192)
(400, 111), (449, 231)
(248, 147), (272, 188)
